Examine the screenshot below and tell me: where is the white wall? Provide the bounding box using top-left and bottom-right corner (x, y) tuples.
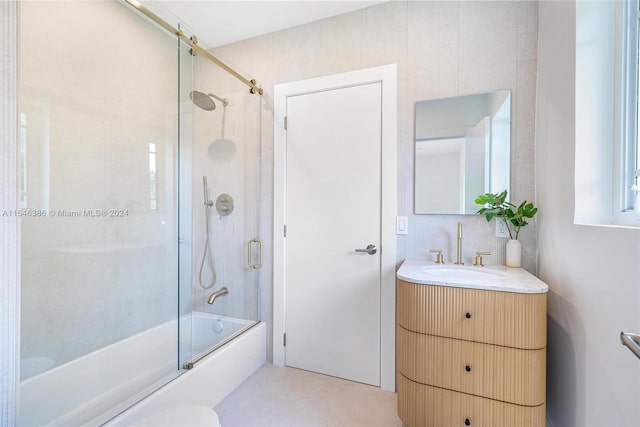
(415, 150), (462, 213)
(536, 2), (640, 426)
(208, 0), (540, 360)
(464, 117), (489, 212)
(574, 0), (616, 224)
(415, 92), (493, 139)
(491, 98), (511, 193)
(1, 1), (19, 425)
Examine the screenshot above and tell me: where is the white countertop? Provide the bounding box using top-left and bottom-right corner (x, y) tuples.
(397, 258), (549, 294)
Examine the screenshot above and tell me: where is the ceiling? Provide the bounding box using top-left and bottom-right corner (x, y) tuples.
(142, 1), (383, 49)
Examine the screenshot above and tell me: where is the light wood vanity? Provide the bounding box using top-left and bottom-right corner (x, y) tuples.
(396, 259), (548, 427)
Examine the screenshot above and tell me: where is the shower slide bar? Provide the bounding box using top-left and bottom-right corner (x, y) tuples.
(123, 0), (263, 95)
(620, 331), (640, 360)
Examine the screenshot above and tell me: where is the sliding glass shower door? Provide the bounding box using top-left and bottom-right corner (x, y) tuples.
(187, 55), (263, 362)
(18, 2), (193, 425)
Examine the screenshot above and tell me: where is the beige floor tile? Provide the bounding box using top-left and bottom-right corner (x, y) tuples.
(215, 363), (403, 427)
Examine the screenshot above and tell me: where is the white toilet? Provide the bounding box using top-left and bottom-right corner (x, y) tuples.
(131, 404), (220, 427)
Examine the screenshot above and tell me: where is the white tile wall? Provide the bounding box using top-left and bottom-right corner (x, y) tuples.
(208, 1), (540, 360)
(537, 3), (640, 425)
(1, 2), (19, 424)
(458, 2), (518, 72)
(189, 71), (263, 320)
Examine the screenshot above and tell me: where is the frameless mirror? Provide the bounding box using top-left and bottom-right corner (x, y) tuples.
(414, 91), (511, 214)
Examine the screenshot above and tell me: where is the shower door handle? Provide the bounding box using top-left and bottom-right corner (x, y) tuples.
(248, 238), (263, 269)
(355, 244), (377, 255)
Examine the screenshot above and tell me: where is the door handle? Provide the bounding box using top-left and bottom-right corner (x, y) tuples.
(248, 238), (263, 269)
(620, 331), (640, 360)
(355, 244), (377, 255)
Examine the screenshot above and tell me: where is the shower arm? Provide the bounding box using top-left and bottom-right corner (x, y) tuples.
(208, 93), (229, 107)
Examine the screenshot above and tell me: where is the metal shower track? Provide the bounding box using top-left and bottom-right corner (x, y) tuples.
(124, 0), (263, 95)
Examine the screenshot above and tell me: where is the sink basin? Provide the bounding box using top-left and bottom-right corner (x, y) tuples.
(397, 258), (549, 294)
(418, 265), (506, 282)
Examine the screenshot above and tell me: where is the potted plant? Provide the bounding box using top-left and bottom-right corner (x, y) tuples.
(475, 190), (538, 267)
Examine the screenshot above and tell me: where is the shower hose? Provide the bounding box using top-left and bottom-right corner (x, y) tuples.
(198, 203), (217, 289)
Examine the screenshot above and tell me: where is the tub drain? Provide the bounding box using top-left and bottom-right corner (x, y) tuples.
(213, 319), (224, 333)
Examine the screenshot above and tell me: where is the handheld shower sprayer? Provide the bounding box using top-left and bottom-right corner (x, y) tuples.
(199, 176), (217, 289)
(203, 176), (214, 207)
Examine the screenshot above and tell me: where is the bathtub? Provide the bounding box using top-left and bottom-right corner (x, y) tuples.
(18, 312), (266, 426)
(191, 313), (257, 359)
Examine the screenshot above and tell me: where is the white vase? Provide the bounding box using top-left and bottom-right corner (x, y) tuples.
(505, 239), (522, 268)
(634, 192), (640, 213)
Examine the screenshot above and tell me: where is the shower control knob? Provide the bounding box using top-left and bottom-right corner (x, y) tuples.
(216, 193), (234, 216)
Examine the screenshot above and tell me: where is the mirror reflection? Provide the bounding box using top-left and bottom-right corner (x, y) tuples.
(414, 91), (511, 215)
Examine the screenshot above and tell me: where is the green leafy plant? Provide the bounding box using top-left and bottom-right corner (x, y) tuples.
(475, 190), (538, 240)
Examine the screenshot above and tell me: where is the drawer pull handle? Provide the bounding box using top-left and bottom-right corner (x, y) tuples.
(465, 419), (471, 426)
(465, 312), (472, 319)
(465, 365), (471, 372)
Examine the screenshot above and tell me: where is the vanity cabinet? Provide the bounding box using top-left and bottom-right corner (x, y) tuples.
(397, 278), (547, 427)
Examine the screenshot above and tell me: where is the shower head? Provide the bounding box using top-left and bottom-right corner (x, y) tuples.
(190, 90), (216, 111)
(190, 90), (229, 111)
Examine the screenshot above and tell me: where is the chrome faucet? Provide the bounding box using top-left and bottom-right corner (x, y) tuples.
(455, 221), (463, 265)
(207, 287), (229, 305)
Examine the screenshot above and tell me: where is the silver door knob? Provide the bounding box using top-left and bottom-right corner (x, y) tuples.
(355, 244), (377, 255)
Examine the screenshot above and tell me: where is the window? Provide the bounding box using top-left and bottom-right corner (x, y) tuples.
(620, 0), (640, 214)
(574, 0), (640, 227)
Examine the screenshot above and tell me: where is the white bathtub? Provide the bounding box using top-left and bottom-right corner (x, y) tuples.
(191, 313), (256, 359)
(18, 312), (266, 426)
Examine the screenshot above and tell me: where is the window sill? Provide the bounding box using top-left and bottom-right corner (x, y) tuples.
(575, 210), (640, 229)
(613, 210), (640, 228)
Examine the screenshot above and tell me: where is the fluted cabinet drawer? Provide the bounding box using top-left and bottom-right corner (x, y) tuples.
(397, 327), (546, 406)
(397, 280), (547, 349)
(398, 373), (545, 427)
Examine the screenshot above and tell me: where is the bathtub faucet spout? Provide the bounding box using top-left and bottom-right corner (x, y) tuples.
(207, 287), (229, 305)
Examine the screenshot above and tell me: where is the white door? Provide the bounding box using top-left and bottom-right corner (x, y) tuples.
(284, 83), (382, 386)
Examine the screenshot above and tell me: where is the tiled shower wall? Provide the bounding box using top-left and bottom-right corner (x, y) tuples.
(1, 1), (18, 424)
(190, 56), (263, 320)
(209, 1), (539, 360)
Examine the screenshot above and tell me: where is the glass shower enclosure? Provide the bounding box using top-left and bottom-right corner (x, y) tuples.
(185, 48), (263, 367)
(17, 1), (261, 425)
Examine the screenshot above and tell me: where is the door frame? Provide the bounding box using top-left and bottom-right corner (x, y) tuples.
(273, 64), (397, 391)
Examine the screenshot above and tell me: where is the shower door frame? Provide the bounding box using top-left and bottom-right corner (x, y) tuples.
(272, 64), (398, 392)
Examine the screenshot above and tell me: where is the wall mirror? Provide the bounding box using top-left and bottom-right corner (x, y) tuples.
(414, 90), (511, 215)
